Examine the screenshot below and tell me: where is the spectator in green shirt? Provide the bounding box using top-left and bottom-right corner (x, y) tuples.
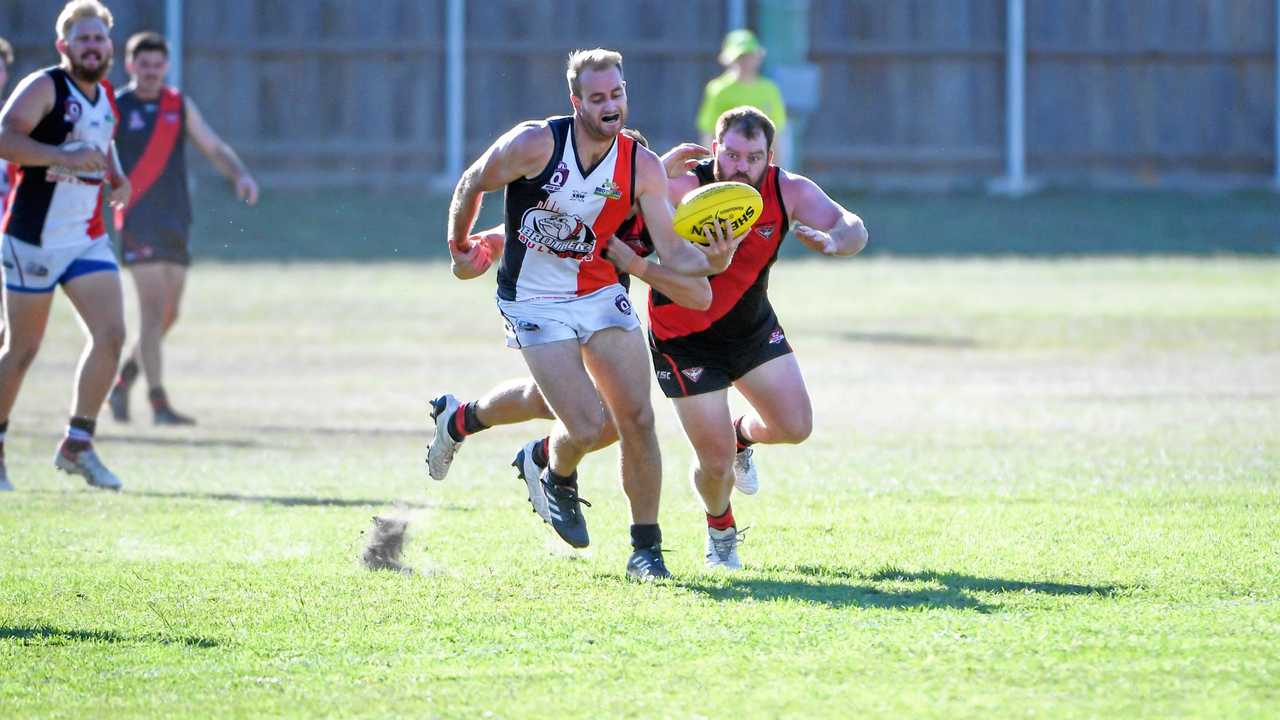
(697, 30), (788, 151)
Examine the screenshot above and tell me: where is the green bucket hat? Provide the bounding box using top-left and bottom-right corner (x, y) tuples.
(719, 29), (763, 65)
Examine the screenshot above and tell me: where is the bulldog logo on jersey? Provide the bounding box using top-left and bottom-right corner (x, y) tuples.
(518, 206), (597, 259)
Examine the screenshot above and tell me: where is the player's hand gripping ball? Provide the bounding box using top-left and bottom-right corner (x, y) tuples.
(671, 181), (763, 245)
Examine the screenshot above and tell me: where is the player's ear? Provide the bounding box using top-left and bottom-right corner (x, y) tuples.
(55, 38), (68, 56)
(569, 93), (581, 112)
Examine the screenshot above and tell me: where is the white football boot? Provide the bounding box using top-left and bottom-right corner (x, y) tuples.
(733, 447), (758, 495)
(426, 394), (463, 481)
(705, 525), (744, 570)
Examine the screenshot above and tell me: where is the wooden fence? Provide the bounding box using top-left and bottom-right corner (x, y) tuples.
(1, 0), (1275, 188)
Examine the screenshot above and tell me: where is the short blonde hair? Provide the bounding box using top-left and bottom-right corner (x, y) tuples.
(566, 48), (623, 98)
(57, 0), (114, 40)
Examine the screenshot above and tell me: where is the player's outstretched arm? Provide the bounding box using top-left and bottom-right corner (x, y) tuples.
(781, 170), (868, 257)
(447, 123), (550, 279)
(635, 147), (739, 276)
(185, 98), (258, 205)
(0, 73), (105, 172)
(603, 236), (711, 311)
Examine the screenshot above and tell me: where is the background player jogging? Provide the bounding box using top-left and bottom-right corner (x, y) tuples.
(108, 30), (259, 427)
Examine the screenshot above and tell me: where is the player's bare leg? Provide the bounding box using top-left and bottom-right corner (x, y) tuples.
(672, 389), (745, 569)
(518, 338), (607, 548)
(0, 288), (55, 490)
(582, 326), (660, 523)
(113, 261), (192, 425)
(733, 353), (813, 446)
(55, 270), (125, 490)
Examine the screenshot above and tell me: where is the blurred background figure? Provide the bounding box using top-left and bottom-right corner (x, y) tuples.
(697, 29), (788, 165)
(0, 36), (14, 349)
(108, 31), (258, 427)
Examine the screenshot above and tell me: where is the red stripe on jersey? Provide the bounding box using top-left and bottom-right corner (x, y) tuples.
(114, 87), (182, 231)
(576, 135), (634, 296)
(88, 80), (119, 239)
(649, 166), (787, 340)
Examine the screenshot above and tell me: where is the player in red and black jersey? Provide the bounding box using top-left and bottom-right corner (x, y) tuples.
(107, 31), (258, 427)
(649, 107), (868, 568)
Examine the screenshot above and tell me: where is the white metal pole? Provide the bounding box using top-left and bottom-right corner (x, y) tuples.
(727, 0), (747, 31)
(1006, 0), (1026, 193)
(445, 0), (465, 182)
(165, 0), (184, 89)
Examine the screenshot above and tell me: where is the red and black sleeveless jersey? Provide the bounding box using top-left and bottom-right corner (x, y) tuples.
(648, 160), (789, 344)
(497, 116), (636, 302)
(113, 86), (190, 233)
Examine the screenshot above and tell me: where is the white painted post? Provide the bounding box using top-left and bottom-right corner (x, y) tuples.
(1004, 0), (1026, 193)
(1273, 0), (1279, 189)
(165, 0), (184, 89)
(444, 0), (465, 183)
(726, 0), (747, 32)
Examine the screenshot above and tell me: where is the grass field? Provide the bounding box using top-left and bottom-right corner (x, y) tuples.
(1, 257), (1278, 717)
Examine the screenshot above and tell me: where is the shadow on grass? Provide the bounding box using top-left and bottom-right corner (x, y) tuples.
(668, 565), (1124, 611)
(863, 567), (1123, 597)
(126, 490), (446, 510)
(2, 624), (218, 648)
(97, 434), (263, 449)
(831, 331), (978, 349)
(246, 424), (423, 439)
(675, 574), (994, 611)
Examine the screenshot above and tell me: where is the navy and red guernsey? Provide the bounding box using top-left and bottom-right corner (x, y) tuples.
(648, 160), (789, 347)
(113, 85), (190, 233)
(497, 116), (636, 302)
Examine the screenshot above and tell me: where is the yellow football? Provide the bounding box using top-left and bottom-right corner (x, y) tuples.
(671, 181), (763, 245)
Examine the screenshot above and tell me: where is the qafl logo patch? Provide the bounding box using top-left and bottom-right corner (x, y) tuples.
(614, 293), (632, 315)
(541, 162), (570, 193)
(63, 98), (83, 124)
(769, 329), (785, 344)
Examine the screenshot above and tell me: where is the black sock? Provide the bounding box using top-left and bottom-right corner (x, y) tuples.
(64, 416), (96, 452)
(118, 359), (139, 387)
(734, 416), (755, 452)
(0, 419), (8, 457)
(531, 436), (550, 467)
(148, 387), (169, 410)
(546, 468), (577, 488)
(630, 523), (662, 550)
(445, 401), (488, 442)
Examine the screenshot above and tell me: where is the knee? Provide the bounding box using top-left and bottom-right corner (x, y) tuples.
(610, 400), (654, 436)
(562, 409), (606, 449)
(0, 343), (41, 373)
(694, 442), (736, 482)
(772, 409), (813, 444)
(93, 323), (127, 357)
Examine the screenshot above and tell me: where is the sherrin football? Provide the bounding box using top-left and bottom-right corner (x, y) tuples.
(671, 181), (763, 245)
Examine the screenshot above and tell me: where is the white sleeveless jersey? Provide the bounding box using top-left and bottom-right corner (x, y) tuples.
(496, 116), (637, 302)
(2, 67), (118, 248)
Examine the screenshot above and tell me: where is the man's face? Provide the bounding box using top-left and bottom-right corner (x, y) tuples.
(713, 127), (771, 188)
(128, 50), (168, 92)
(59, 17), (113, 83)
(571, 66), (627, 142)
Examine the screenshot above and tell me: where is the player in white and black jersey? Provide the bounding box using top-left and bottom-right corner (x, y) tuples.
(0, 1), (131, 492)
(434, 49), (742, 580)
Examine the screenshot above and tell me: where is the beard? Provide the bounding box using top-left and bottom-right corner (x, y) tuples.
(579, 107), (626, 142)
(713, 158), (765, 189)
(68, 51), (112, 83)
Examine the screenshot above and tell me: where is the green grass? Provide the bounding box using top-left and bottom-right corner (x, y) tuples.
(186, 186), (1280, 261)
(2, 257), (1278, 717)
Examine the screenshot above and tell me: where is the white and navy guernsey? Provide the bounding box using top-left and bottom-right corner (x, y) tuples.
(496, 116), (637, 302)
(1, 67), (119, 248)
